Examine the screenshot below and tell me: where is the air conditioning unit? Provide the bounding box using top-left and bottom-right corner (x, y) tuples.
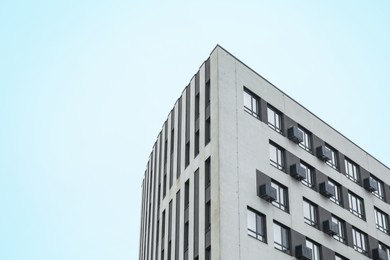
(316, 146), (331, 162)
(373, 248), (388, 260)
(319, 182), (335, 198)
(290, 164), (306, 181)
(322, 220), (338, 236)
(288, 126), (303, 144)
(259, 183), (277, 202)
(295, 245), (312, 260)
(364, 177), (378, 192)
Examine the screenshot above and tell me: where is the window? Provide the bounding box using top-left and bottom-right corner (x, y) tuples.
(303, 199), (318, 227)
(267, 105), (282, 133)
(273, 222), (290, 253)
(335, 254), (348, 260)
(328, 179), (342, 206)
(352, 227), (368, 255)
(372, 176), (385, 201)
(379, 243), (390, 260)
(269, 142), (284, 170)
(344, 158), (360, 183)
(375, 207), (389, 234)
(331, 216), (346, 243)
(298, 126), (312, 151)
(325, 144), (338, 169)
(243, 88), (260, 118)
(306, 239), (321, 260)
(271, 181), (288, 212)
(247, 208), (266, 242)
(348, 192), (365, 219)
(300, 162), (315, 188)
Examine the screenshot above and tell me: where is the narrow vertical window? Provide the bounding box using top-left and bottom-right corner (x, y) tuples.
(194, 169), (199, 258)
(273, 222), (290, 253)
(168, 200), (172, 260)
(243, 88), (260, 118)
(344, 158), (360, 183)
(372, 175), (385, 201)
(352, 227), (368, 255)
(328, 179), (342, 206)
(267, 105), (282, 133)
(194, 77), (200, 158)
(325, 144), (338, 169)
(331, 216), (346, 243)
(303, 199), (318, 227)
(269, 142), (285, 170)
(375, 207), (389, 234)
(184, 180), (189, 260)
(205, 80), (211, 145)
(300, 162), (315, 188)
(348, 192), (365, 219)
(247, 207), (267, 242)
(306, 239), (321, 260)
(185, 141), (190, 167)
(176, 98), (182, 178)
(298, 126), (312, 151)
(271, 181), (288, 212)
(161, 210), (166, 258)
(175, 191), (180, 260)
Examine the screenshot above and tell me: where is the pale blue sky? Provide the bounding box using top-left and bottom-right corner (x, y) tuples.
(1, 1), (389, 259)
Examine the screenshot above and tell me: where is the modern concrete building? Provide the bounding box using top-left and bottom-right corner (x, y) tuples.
(139, 45), (390, 260)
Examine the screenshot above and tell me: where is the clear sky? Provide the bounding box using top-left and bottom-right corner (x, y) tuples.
(1, 1), (389, 259)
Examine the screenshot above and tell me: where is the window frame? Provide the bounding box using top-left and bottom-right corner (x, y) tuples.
(271, 181), (289, 212)
(273, 221), (290, 254)
(298, 125), (312, 152)
(267, 105), (282, 133)
(375, 207), (389, 234)
(335, 254), (349, 260)
(378, 243), (390, 260)
(348, 192), (365, 219)
(352, 227), (368, 255)
(328, 179), (342, 206)
(300, 162), (315, 188)
(306, 238), (321, 260)
(325, 144), (338, 169)
(372, 175), (385, 201)
(247, 207), (267, 242)
(344, 158), (360, 183)
(243, 88), (260, 119)
(303, 199), (318, 227)
(269, 142), (285, 170)
(331, 215), (346, 243)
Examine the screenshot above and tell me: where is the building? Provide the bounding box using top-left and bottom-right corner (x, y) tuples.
(138, 45), (390, 260)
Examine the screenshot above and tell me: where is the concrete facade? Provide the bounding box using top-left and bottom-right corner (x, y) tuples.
(139, 46), (390, 260)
